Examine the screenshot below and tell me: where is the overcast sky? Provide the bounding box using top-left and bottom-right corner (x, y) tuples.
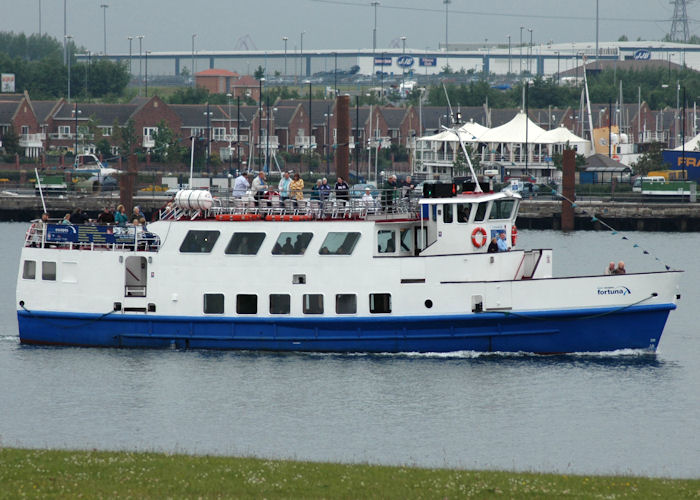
(1, 0), (689, 55)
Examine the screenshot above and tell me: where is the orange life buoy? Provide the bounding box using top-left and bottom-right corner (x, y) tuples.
(471, 227), (487, 248)
(511, 225), (518, 247)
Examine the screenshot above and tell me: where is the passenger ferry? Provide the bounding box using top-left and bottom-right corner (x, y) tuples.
(16, 181), (682, 353)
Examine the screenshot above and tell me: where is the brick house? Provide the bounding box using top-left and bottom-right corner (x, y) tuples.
(194, 69), (240, 94)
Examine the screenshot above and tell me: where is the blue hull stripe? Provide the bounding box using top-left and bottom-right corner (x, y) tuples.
(17, 303), (675, 353)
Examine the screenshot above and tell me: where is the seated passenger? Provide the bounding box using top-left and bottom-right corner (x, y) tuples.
(281, 237), (294, 254)
(497, 232), (510, 252)
(487, 237), (498, 253)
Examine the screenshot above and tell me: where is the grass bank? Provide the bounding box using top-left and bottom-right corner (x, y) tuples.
(0, 448), (697, 498)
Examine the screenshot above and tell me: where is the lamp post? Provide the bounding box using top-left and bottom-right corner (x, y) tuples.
(371, 1), (379, 83)
(555, 51), (560, 83)
(127, 36), (133, 75)
(137, 35), (144, 95)
(528, 28), (533, 74)
(265, 95), (271, 174)
(334, 51), (338, 96)
(145, 50), (151, 97)
(100, 4), (108, 55)
(443, 0), (450, 67)
(519, 26), (523, 76)
(507, 35), (511, 75)
(227, 93), (233, 172)
(380, 51), (385, 103)
(305, 80), (312, 152)
(236, 95), (241, 172)
(72, 102), (81, 155)
(282, 36), (288, 77)
(400, 36), (406, 95)
(38, 0), (42, 36)
(191, 33), (197, 87)
(63, 0), (67, 64)
(203, 103), (213, 173)
(84, 51), (90, 101)
(64, 34), (73, 102)
(355, 95), (359, 182)
(324, 105), (333, 176)
(299, 31), (305, 80)
(258, 77), (264, 169)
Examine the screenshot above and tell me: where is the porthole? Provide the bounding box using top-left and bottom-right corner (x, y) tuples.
(424, 299), (433, 309)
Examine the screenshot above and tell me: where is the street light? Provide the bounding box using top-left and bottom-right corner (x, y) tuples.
(191, 33), (197, 87)
(203, 103), (213, 173)
(137, 35), (144, 95)
(145, 50), (151, 97)
(527, 28), (533, 74)
(282, 36), (288, 77)
(371, 1), (379, 83)
(64, 34), (73, 101)
(324, 106), (333, 176)
(400, 36), (406, 95)
(100, 4), (108, 55)
(127, 36), (133, 75)
(443, 0), (450, 66)
(519, 26), (523, 76)
(72, 103), (81, 155)
(507, 35), (511, 75)
(299, 31), (305, 80)
(305, 80), (312, 151)
(258, 77), (265, 169)
(84, 51), (90, 101)
(226, 93), (233, 171)
(555, 51), (560, 83)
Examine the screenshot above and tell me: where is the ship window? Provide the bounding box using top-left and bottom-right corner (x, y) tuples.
(41, 261), (56, 281)
(319, 232), (361, 255)
(272, 232), (313, 255)
(303, 294), (324, 314)
(23, 260), (36, 279)
(489, 199), (516, 220)
(443, 204), (453, 223)
(269, 294), (291, 314)
(474, 202), (488, 222)
(377, 230), (395, 254)
(203, 293), (224, 314)
(180, 230), (220, 253)
(336, 294), (357, 314)
(400, 228), (413, 253)
(369, 293), (392, 313)
(457, 203), (472, 223)
(236, 294), (257, 314)
(225, 232), (266, 255)
(431, 205), (437, 221)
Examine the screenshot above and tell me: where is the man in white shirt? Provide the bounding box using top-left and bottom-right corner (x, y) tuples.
(278, 171), (291, 200)
(232, 172), (250, 197)
(251, 171), (268, 201)
(361, 187), (374, 206)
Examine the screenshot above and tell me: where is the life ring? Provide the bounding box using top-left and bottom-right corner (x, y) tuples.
(511, 225), (518, 247)
(471, 227), (487, 248)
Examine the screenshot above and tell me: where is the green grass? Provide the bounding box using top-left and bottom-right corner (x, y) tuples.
(0, 448), (697, 499)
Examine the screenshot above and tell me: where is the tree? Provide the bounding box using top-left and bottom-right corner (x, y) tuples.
(151, 120), (183, 164)
(168, 86), (210, 104)
(254, 65), (265, 80)
(114, 119), (138, 155)
(551, 144), (586, 170)
(1, 126), (21, 158)
(632, 142), (668, 175)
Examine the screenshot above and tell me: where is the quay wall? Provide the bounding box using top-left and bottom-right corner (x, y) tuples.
(0, 195), (699, 231)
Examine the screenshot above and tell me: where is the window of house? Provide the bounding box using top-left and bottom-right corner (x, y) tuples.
(377, 230), (396, 254)
(212, 127), (226, 141)
(236, 294), (257, 314)
(42, 261), (56, 281)
(229, 127), (238, 140)
(179, 230), (220, 253)
(335, 294), (357, 314)
(225, 232), (265, 255)
(143, 127), (158, 139)
(303, 294), (324, 314)
(272, 232), (313, 255)
(489, 199), (516, 220)
(23, 260), (36, 279)
(203, 293), (224, 314)
(58, 125), (70, 136)
(474, 202), (488, 222)
(269, 294), (290, 314)
(369, 293), (392, 313)
(443, 204), (453, 223)
(457, 203), (472, 223)
(21, 125), (29, 135)
(191, 127), (205, 137)
(318, 232), (360, 255)
(99, 126), (112, 137)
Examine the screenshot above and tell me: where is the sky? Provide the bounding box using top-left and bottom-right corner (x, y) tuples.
(0, 0), (691, 55)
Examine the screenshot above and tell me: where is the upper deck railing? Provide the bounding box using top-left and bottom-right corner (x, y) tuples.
(24, 220), (160, 252)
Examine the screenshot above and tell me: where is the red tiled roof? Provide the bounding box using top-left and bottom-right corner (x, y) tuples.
(195, 68), (240, 77)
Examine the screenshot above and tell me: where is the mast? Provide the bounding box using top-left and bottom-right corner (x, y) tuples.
(582, 56), (595, 151)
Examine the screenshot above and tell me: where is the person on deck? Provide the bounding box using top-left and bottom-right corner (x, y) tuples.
(382, 175), (398, 212)
(605, 261), (616, 275)
(97, 207), (114, 225)
(251, 171), (268, 203)
(497, 232), (510, 252)
(290, 173), (304, 202)
(278, 171), (291, 201)
(232, 171), (250, 197)
(613, 261), (626, 274)
(319, 178), (331, 201)
(487, 237), (499, 253)
(115, 204), (128, 225)
(334, 176), (350, 202)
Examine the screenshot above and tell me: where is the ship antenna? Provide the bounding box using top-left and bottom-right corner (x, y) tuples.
(441, 83), (482, 192)
(34, 167), (47, 214)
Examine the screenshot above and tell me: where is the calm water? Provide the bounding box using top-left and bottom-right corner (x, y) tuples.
(0, 222), (698, 478)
